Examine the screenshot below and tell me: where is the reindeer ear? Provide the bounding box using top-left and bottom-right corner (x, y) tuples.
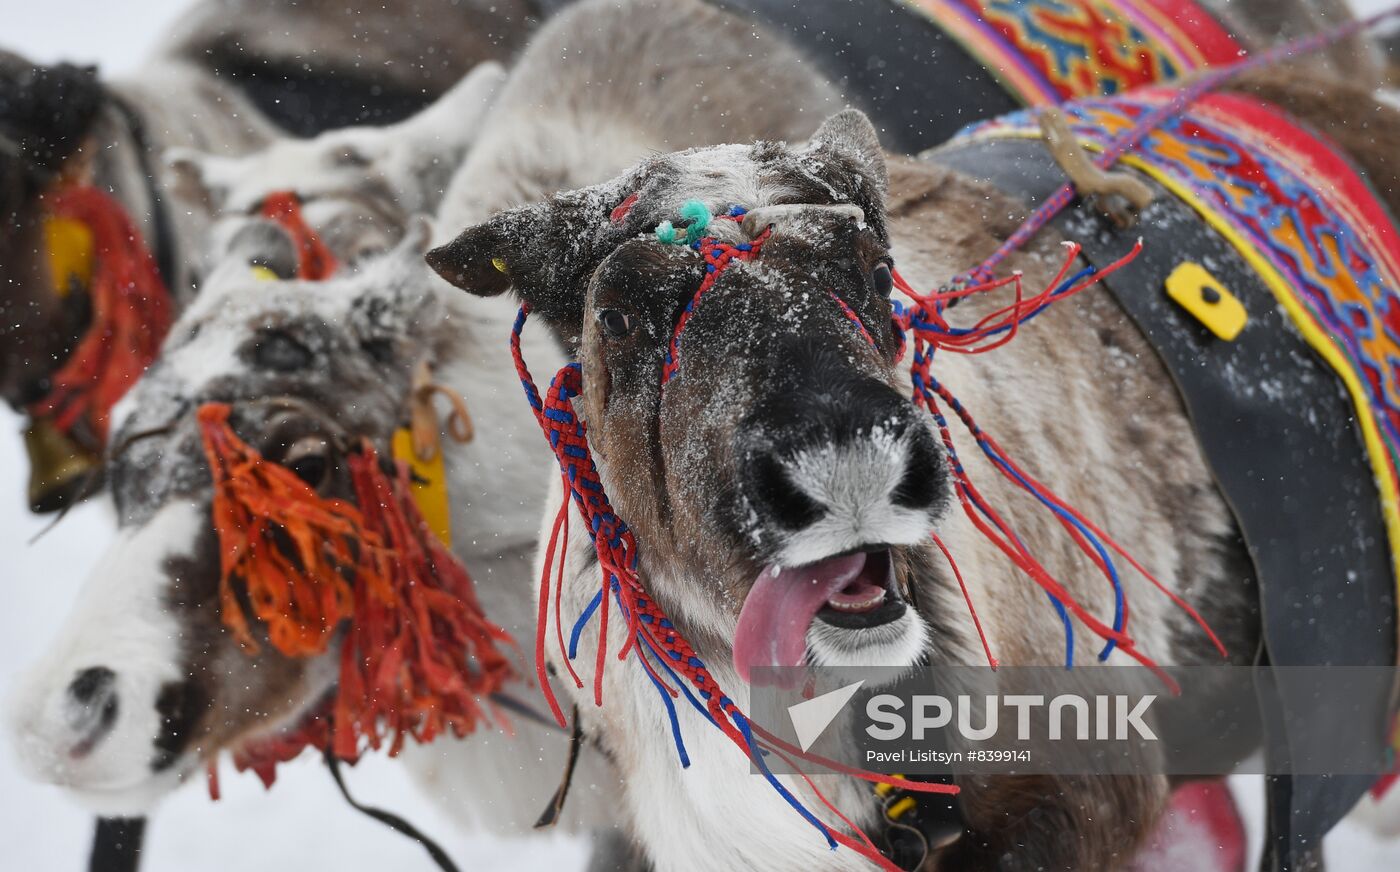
(165, 148), (228, 211)
(809, 109), (887, 194)
(425, 221), (514, 297)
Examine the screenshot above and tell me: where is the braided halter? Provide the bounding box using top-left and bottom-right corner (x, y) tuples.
(506, 199), (1226, 866)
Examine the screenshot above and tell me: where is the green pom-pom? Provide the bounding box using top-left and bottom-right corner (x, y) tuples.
(678, 199), (712, 242)
(655, 221), (678, 244)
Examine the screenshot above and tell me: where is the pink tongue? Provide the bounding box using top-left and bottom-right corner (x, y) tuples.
(733, 552), (867, 684)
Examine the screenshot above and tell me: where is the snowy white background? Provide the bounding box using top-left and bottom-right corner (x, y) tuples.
(1, 1), (1398, 870)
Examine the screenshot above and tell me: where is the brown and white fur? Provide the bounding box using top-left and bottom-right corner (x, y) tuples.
(428, 65), (1400, 871)
(2, 221), (607, 833)
(6, 0), (846, 853)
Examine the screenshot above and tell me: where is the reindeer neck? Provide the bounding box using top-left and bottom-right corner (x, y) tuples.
(99, 64), (278, 301)
(882, 156), (1243, 669)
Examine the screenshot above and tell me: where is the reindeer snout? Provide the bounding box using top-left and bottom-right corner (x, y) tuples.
(735, 362), (945, 564)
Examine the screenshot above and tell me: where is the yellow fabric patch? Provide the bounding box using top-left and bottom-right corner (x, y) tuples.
(1165, 261), (1247, 341)
(392, 427), (452, 547)
(44, 216), (95, 298)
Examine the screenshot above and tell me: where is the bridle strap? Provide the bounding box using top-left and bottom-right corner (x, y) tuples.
(106, 92), (178, 294)
(533, 704), (585, 829)
(323, 751), (461, 872)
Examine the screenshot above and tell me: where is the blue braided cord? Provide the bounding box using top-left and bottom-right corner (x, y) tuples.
(568, 588), (604, 660)
(634, 638), (692, 767)
(732, 712), (838, 851)
(920, 379), (1076, 668)
(982, 445), (1125, 660)
(635, 627), (721, 731)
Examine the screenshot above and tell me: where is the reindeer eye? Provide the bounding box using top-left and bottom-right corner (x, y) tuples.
(598, 309), (632, 338)
(872, 263), (894, 296)
(251, 330), (313, 372)
(281, 436), (333, 489)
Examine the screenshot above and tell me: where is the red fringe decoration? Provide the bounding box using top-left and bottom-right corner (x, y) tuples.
(28, 186), (172, 445)
(260, 191), (336, 280)
(197, 403), (359, 656)
(196, 402), (514, 784)
(337, 443), (515, 758)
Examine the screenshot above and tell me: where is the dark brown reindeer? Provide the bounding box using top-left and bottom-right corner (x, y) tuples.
(428, 64), (1400, 870)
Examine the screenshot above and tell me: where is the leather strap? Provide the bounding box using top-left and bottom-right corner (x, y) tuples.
(88, 817), (144, 872)
(323, 751), (461, 872)
(931, 136), (1397, 867)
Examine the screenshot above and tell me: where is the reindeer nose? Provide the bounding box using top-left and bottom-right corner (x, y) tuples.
(64, 666), (119, 756)
(735, 362), (944, 552)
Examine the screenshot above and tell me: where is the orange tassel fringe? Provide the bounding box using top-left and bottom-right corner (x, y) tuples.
(196, 402), (514, 777)
(339, 444), (514, 757)
(29, 186), (172, 445)
(197, 404), (360, 655)
(260, 191), (336, 280)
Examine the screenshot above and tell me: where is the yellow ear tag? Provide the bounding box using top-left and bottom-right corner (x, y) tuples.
(249, 265), (279, 282)
(1165, 261), (1247, 341)
(392, 427), (452, 547)
(44, 216), (95, 298)
(491, 257), (508, 273)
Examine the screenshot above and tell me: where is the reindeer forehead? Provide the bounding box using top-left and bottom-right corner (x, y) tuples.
(642, 141), (858, 219)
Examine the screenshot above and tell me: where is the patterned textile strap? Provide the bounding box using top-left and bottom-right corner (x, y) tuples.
(957, 90), (1400, 605)
(899, 0), (1244, 106)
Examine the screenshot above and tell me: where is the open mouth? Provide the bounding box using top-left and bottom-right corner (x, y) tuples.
(733, 547), (907, 683)
(814, 549), (906, 629)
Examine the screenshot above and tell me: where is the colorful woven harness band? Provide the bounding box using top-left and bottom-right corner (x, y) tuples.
(900, 0), (1245, 106)
(505, 191), (1231, 864)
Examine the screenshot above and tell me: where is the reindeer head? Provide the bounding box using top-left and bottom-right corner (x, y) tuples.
(430, 110), (948, 683)
(5, 223), (458, 813)
(166, 62), (506, 266)
(0, 52), (105, 410)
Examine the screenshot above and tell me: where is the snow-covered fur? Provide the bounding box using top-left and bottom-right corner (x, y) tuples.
(163, 0), (546, 101)
(426, 107), (1271, 871)
(166, 62), (508, 266)
(435, 0), (844, 234)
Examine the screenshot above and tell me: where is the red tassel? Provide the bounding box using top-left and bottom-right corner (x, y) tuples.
(260, 191), (337, 280)
(338, 442), (515, 758)
(197, 403), (515, 783)
(197, 403), (359, 656)
(29, 186), (172, 445)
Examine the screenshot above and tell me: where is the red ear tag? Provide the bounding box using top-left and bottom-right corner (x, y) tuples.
(610, 193), (640, 225)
